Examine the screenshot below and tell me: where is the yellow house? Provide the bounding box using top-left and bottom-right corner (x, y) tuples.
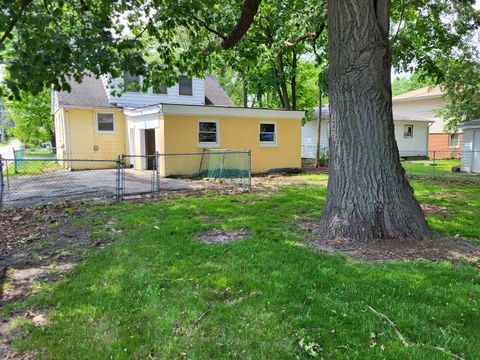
(51, 74), (304, 175)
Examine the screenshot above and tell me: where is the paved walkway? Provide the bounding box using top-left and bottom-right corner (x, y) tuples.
(1, 168), (203, 210)
(0, 139), (22, 160)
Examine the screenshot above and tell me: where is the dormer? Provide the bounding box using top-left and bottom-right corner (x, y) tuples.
(103, 74), (206, 107)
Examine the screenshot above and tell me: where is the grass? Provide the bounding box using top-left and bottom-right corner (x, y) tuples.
(402, 159), (480, 183)
(23, 149), (57, 158)
(6, 160), (63, 176)
(3, 175), (480, 359)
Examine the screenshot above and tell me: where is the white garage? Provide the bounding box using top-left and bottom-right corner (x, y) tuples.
(458, 119), (480, 173)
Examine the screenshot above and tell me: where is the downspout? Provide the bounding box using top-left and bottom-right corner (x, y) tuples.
(65, 109), (72, 170)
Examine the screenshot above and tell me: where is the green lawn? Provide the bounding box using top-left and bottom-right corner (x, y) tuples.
(402, 159), (480, 183)
(6, 160), (63, 176)
(23, 149), (57, 158)
(4, 175), (480, 359)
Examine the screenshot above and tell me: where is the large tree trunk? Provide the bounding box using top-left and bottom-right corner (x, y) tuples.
(319, 0), (431, 242)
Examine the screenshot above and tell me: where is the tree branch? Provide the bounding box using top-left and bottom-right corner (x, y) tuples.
(190, 14), (226, 40)
(0, 0), (34, 46)
(283, 23), (325, 47)
(220, 0), (261, 49)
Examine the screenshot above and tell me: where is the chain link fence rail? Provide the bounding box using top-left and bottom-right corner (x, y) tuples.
(0, 150), (252, 210)
(0, 157), (122, 210)
(401, 150), (480, 183)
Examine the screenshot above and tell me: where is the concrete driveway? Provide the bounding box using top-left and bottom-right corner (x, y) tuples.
(0, 139), (21, 160)
(1, 169), (203, 210)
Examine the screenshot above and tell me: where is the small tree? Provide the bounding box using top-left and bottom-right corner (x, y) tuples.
(6, 89), (53, 147)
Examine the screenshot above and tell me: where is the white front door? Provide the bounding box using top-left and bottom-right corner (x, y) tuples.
(472, 131), (480, 173)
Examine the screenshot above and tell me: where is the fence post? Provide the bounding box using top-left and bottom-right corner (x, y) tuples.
(0, 155), (4, 210)
(248, 150), (252, 190)
(155, 151), (160, 197)
(432, 151), (436, 179)
(121, 154), (125, 198)
(116, 155), (122, 203)
(13, 148), (18, 174)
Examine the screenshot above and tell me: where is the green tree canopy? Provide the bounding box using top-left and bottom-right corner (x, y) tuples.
(5, 89), (52, 146)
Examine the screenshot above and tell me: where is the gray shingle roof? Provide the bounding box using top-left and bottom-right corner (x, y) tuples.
(56, 74), (234, 108)
(458, 119), (480, 128)
(204, 75), (234, 106)
(56, 75), (114, 108)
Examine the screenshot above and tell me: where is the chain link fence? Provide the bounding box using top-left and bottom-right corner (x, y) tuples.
(302, 148), (480, 183)
(0, 150), (251, 210)
(401, 150), (480, 183)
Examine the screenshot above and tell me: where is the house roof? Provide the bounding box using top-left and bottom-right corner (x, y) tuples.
(392, 86), (443, 102)
(204, 75), (234, 106)
(457, 119), (480, 128)
(312, 105), (432, 122)
(56, 75), (114, 108)
(56, 74), (234, 108)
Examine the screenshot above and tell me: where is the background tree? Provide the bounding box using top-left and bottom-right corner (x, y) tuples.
(5, 89), (53, 146)
(436, 60), (480, 130)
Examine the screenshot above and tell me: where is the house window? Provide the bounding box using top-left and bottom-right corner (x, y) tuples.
(96, 113), (115, 133)
(260, 122), (277, 145)
(124, 72), (141, 92)
(449, 133), (459, 148)
(179, 76), (193, 95)
(153, 82), (168, 95)
(198, 121), (218, 146)
(404, 125), (413, 138)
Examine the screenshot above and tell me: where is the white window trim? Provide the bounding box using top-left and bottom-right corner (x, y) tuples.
(96, 112), (116, 134)
(449, 133), (459, 148)
(178, 76), (194, 97)
(259, 121), (278, 147)
(198, 119), (220, 147)
(403, 124), (413, 139)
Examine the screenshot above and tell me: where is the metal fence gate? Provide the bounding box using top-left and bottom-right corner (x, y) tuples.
(0, 150), (251, 210)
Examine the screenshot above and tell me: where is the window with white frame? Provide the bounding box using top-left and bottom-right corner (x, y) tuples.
(178, 76), (193, 95)
(198, 121), (218, 146)
(124, 72), (141, 92)
(404, 124), (413, 138)
(96, 113), (115, 133)
(259, 122), (276, 144)
(153, 82), (168, 95)
(449, 133), (459, 148)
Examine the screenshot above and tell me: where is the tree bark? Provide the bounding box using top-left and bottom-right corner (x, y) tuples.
(319, 0), (431, 242)
(277, 50), (291, 110)
(220, 0), (261, 49)
(291, 47), (297, 110)
(315, 77), (322, 168)
(242, 75), (248, 107)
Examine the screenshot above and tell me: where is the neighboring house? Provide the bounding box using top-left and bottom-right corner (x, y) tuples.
(51, 74), (304, 174)
(457, 119), (480, 173)
(392, 86), (462, 157)
(302, 86), (460, 160)
(301, 106), (431, 159)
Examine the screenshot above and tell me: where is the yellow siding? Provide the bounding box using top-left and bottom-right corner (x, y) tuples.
(163, 115), (301, 174)
(65, 108), (125, 169)
(53, 109), (67, 160)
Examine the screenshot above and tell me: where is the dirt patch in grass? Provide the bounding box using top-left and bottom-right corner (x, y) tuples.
(0, 203), (114, 359)
(197, 229), (251, 244)
(420, 203), (449, 217)
(298, 221), (480, 263)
